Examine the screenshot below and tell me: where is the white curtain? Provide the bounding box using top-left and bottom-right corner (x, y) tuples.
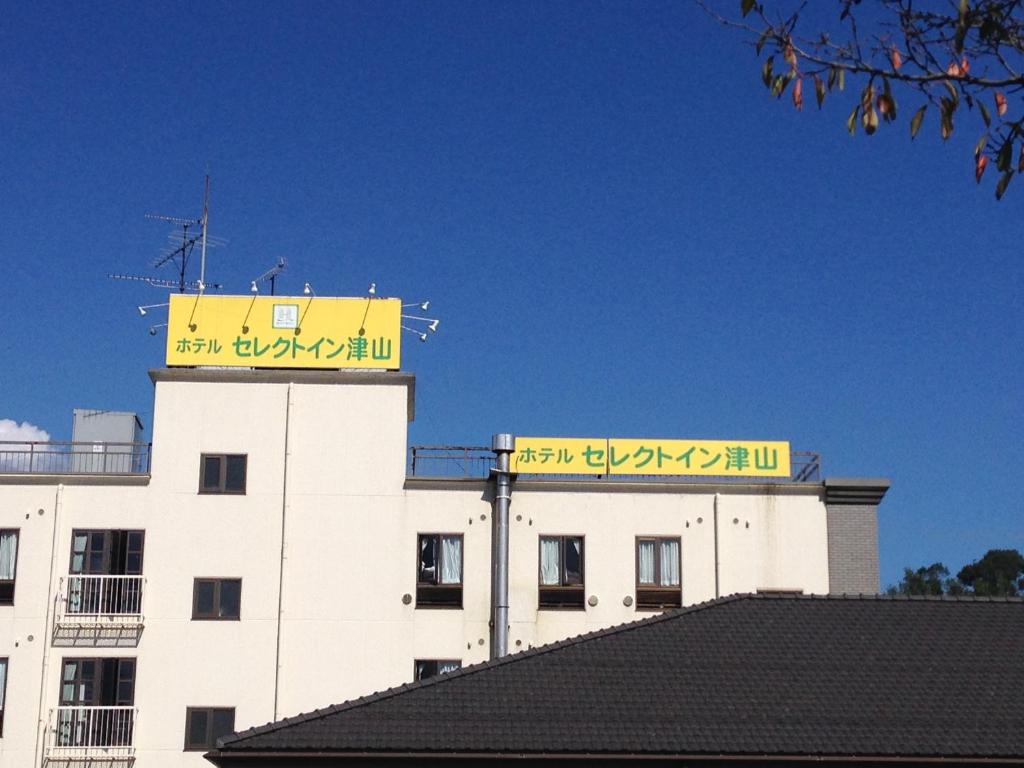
(0, 659), (6, 708)
(660, 540), (680, 586)
(71, 533), (88, 574)
(438, 660), (461, 674)
(440, 536), (462, 584)
(0, 531), (17, 579)
(637, 540), (655, 584)
(540, 539), (560, 585)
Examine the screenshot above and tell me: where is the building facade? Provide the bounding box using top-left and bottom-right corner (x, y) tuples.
(0, 367), (888, 768)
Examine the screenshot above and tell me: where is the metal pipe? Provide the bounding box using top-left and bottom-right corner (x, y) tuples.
(713, 493), (721, 599)
(489, 433), (515, 660)
(273, 382), (293, 719)
(35, 483), (64, 767)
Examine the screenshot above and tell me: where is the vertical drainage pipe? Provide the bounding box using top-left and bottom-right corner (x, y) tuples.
(490, 433), (514, 660)
(35, 483), (63, 768)
(273, 382), (293, 720)
(713, 492), (721, 599)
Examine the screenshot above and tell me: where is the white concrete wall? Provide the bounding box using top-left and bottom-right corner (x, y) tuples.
(0, 372), (832, 768)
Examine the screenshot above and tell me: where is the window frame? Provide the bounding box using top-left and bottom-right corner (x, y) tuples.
(0, 657), (8, 737)
(538, 535), (586, 609)
(413, 659), (462, 682)
(69, 529), (145, 575)
(415, 533), (464, 609)
(183, 706), (236, 751)
(191, 578), (242, 621)
(198, 453), (248, 495)
(0, 529), (19, 606)
(59, 657), (136, 706)
(635, 536), (683, 610)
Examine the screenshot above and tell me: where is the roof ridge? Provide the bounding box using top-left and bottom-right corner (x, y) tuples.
(219, 593), (755, 746)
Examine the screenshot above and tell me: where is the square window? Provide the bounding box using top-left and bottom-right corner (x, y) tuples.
(636, 537), (682, 610)
(415, 534), (463, 608)
(199, 454), (247, 494)
(413, 659), (461, 681)
(0, 530), (19, 606)
(192, 579), (242, 620)
(184, 707), (235, 751)
(539, 536), (585, 609)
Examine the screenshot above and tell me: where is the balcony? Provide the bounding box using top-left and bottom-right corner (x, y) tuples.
(44, 706), (136, 766)
(53, 576), (145, 647)
(0, 441), (151, 475)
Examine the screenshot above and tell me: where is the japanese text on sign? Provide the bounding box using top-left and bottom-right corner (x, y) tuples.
(165, 294), (401, 370)
(512, 437), (791, 477)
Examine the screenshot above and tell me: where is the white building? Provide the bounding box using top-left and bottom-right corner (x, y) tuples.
(0, 366), (888, 768)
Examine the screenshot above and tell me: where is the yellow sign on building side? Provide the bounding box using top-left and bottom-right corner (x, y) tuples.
(512, 437), (790, 477)
(165, 294), (401, 369)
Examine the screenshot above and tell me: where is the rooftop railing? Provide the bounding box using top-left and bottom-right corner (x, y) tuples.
(0, 442), (151, 475)
(409, 445), (822, 483)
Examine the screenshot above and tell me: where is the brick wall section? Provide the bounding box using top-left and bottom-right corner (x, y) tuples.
(826, 504), (880, 594)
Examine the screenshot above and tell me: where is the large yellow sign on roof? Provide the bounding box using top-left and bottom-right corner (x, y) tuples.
(166, 294), (401, 369)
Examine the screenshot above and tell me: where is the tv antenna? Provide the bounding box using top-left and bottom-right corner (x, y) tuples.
(109, 175), (224, 293)
(249, 258), (287, 295)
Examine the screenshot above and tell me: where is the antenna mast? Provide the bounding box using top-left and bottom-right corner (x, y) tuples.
(199, 175), (209, 293)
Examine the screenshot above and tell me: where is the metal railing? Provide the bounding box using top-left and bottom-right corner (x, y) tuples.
(57, 576), (145, 623)
(409, 445), (821, 482)
(46, 706), (136, 760)
(0, 441), (151, 475)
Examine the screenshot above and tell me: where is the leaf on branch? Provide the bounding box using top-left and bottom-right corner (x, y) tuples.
(861, 84), (874, 115)
(996, 139), (1013, 173)
(979, 99), (992, 128)
(814, 75), (825, 109)
(783, 40), (797, 71)
(862, 106), (879, 136)
(741, 0), (756, 18)
(975, 153), (989, 183)
(910, 105), (927, 139)
(847, 104), (859, 136)
(995, 92), (1008, 117)
(838, 68), (845, 92)
(995, 170), (1014, 200)
(947, 61), (962, 77)
(940, 98), (955, 140)
(878, 79), (896, 123)
(890, 47), (902, 71)
(762, 57), (774, 88)
(1019, 144), (1024, 173)
(793, 77), (804, 110)
(974, 133), (989, 157)
(771, 73), (792, 98)
(756, 27), (770, 55)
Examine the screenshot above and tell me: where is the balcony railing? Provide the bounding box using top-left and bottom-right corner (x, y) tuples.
(56, 576), (145, 625)
(409, 445), (822, 482)
(45, 706), (136, 763)
(0, 441), (151, 475)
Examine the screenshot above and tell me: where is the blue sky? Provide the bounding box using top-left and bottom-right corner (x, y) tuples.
(1, 1), (1020, 586)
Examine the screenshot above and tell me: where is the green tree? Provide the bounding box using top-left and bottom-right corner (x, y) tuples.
(706, 1), (1024, 198)
(888, 562), (955, 595)
(957, 548), (1024, 596)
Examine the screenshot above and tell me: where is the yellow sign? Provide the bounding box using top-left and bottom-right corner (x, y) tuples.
(165, 294), (401, 369)
(511, 438), (607, 474)
(513, 437), (790, 477)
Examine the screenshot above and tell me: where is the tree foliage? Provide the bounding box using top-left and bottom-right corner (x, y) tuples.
(888, 548), (1024, 596)
(706, 1), (1024, 199)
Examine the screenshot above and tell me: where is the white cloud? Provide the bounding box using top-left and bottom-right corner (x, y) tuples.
(0, 419), (51, 443)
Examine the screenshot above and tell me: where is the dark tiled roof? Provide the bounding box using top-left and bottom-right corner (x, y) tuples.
(215, 594), (1024, 759)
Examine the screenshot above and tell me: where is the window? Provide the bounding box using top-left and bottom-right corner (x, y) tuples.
(414, 659), (461, 681)
(199, 454), (247, 494)
(56, 658), (135, 748)
(416, 534), (463, 608)
(192, 579), (241, 620)
(184, 707), (235, 751)
(0, 530), (18, 605)
(636, 537), (682, 609)
(538, 536), (584, 608)
(68, 530), (144, 615)
(0, 658), (7, 736)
